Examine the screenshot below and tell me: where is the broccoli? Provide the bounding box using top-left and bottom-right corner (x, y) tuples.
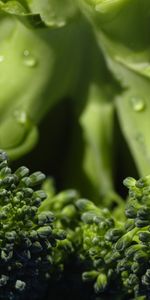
(42, 173), (150, 299)
(0, 150), (66, 300)
(1, 149), (150, 299)
(1, 1), (150, 299)
(73, 176), (150, 299)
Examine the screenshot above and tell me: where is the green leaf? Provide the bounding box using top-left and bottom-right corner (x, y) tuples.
(0, 15), (83, 158)
(62, 30), (119, 201)
(80, 0), (150, 176)
(0, 0), (78, 28)
(26, 0), (78, 28)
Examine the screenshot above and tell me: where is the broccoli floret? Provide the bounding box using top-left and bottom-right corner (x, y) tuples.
(11, 169), (150, 300)
(0, 150), (65, 300)
(69, 176), (150, 299)
(43, 176), (150, 300)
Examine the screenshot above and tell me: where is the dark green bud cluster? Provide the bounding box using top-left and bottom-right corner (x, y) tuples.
(75, 199), (123, 296)
(74, 176), (150, 299)
(40, 183), (80, 266)
(0, 150), (65, 300)
(3, 152), (150, 300)
(40, 185), (79, 228)
(120, 176), (150, 299)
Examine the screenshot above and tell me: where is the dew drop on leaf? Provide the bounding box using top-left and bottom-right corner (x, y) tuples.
(57, 20), (67, 27)
(23, 50), (37, 68)
(46, 18), (66, 28)
(14, 111), (27, 125)
(23, 49), (30, 57)
(130, 97), (145, 112)
(0, 55), (4, 63)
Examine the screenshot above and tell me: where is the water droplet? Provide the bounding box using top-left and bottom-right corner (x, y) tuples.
(0, 55), (4, 63)
(130, 97), (145, 112)
(23, 50), (37, 68)
(23, 57), (37, 68)
(56, 20), (67, 27)
(46, 20), (56, 27)
(14, 111), (27, 125)
(23, 49), (30, 57)
(46, 18), (66, 28)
